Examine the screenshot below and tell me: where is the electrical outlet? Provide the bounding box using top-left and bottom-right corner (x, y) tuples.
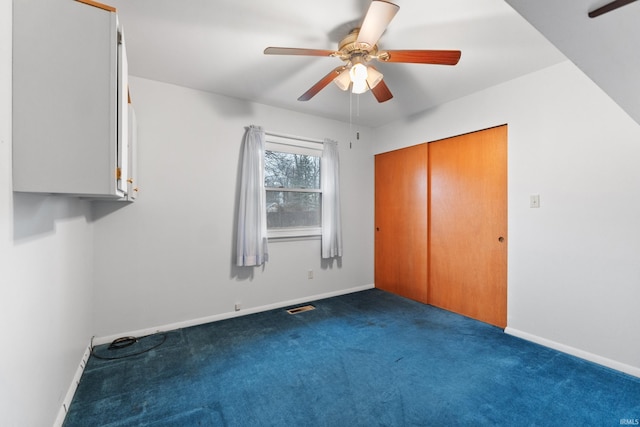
(235, 303), (241, 311)
(307, 270), (313, 279)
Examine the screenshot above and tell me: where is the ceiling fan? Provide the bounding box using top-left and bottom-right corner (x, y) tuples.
(264, 0), (461, 103)
(588, 0), (638, 17)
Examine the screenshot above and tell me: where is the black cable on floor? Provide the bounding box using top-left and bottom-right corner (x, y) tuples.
(91, 333), (167, 360)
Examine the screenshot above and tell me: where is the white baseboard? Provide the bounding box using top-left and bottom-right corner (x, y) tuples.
(93, 284), (375, 346)
(53, 343), (92, 427)
(505, 327), (640, 379)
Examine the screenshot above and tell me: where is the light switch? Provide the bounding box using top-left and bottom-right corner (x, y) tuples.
(530, 194), (540, 208)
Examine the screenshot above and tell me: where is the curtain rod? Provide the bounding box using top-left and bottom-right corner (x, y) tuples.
(265, 131), (325, 145)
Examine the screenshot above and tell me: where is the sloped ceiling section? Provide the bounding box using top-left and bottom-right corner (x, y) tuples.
(506, 0), (640, 125)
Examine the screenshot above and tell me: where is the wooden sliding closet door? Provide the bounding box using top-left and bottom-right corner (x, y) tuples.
(375, 144), (428, 303)
(428, 125), (507, 328)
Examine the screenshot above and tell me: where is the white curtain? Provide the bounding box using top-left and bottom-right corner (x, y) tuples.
(321, 139), (343, 258)
(236, 126), (269, 266)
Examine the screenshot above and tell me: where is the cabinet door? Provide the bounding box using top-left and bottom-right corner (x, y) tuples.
(13, 0), (127, 198)
(375, 144), (429, 303)
(117, 23), (130, 195)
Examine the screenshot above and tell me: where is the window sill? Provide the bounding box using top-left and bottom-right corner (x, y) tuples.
(268, 227), (321, 241)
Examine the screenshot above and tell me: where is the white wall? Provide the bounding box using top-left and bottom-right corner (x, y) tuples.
(373, 60), (640, 376)
(92, 64), (640, 376)
(0, 2), (96, 426)
(91, 77), (375, 338)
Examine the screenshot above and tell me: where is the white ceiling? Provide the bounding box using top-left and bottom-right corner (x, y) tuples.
(109, 0), (632, 128)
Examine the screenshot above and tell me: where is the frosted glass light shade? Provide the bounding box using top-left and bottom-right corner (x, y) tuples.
(366, 67), (383, 89)
(349, 63), (368, 94)
(333, 68), (351, 91)
(349, 63), (368, 84)
(351, 79), (368, 94)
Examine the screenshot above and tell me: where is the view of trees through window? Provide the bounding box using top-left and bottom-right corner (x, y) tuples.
(265, 150), (321, 229)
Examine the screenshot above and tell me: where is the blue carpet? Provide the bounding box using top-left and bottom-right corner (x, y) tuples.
(64, 289), (640, 426)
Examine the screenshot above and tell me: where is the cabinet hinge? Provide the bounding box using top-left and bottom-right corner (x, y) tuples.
(116, 168), (122, 180)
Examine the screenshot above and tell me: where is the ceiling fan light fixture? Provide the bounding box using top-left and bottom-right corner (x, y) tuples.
(349, 61), (369, 94)
(333, 68), (351, 91)
(351, 78), (368, 94)
(349, 62), (368, 82)
(350, 63), (369, 94)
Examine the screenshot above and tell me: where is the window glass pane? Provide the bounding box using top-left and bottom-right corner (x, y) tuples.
(265, 151), (320, 189)
(266, 191), (321, 228)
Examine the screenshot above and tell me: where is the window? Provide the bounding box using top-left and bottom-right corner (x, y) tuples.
(264, 135), (323, 238)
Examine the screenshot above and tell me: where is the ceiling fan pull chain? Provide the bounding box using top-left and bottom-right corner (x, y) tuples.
(349, 90), (353, 148)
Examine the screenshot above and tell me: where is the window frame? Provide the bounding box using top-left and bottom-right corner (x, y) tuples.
(264, 134), (323, 240)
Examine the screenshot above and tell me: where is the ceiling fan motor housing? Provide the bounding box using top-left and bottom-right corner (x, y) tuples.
(338, 29), (378, 63)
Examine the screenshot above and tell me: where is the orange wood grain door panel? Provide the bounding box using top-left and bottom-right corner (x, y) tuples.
(375, 144), (429, 303)
(428, 125), (507, 327)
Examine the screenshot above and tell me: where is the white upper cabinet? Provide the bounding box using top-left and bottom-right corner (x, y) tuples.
(13, 0), (134, 200)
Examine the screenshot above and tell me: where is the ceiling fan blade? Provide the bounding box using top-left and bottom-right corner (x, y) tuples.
(298, 66), (347, 101)
(589, 0), (638, 17)
(378, 50), (461, 65)
(356, 0), (400, 48)
(370, 79), (393, 103)
(264, 47), (338, 57)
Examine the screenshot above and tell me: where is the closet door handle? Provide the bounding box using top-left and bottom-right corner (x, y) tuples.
(498, 236), (505, 242)
(376, 227), (380, 231)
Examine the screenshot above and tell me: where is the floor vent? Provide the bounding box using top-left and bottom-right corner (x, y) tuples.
(286, 305), (315, 315)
